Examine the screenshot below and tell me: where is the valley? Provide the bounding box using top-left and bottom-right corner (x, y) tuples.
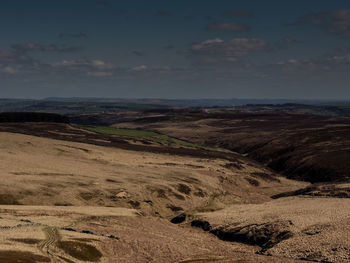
(0, 112), (349, 262)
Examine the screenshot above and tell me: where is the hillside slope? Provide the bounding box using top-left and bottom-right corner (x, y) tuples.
(113, 111), (350, 183)
(0, 127), (310, 262)
(0, 130), (304, 215)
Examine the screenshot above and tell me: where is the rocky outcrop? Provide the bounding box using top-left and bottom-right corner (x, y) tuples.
(190, 219), (294, 253)
(210, 220), (293, 251)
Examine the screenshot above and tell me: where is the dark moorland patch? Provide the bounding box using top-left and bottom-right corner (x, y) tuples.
(10, 238), (41, 244)
(170, 213), (186, 224)
(105, 178), (121, 183)
(79, 192), (94, 201)
(222, 162), (243, 170)
(0, 112), (69, 123)
(209, 220), (294, 252)
(72, 238), (100, 243)
(128, 200), (141, 209)
(105, 110), (350, 183)
(0, 194), (21, 205)
(179, 258), (249, 263)
(0, 122), (241, 163)
(167, 204), (184, 212)
(54, 202), (73, 206)
(271, 184), (350, 199)
(191, 220), (212, 231)
(155, 188), (167, 199)
(251, 172), (280, 182)
(193, 188), (206, 197)
(177, 184), (192, 195)
(245, 177), (260, 186)
(173, 193), (186, 200)
(58, 241), (102, 262)
(0, 250), (50, 263)
(57, 255), (76, 263)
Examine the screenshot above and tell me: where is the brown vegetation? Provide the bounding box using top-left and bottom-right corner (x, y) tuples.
(0, 118), (349, 262)
(112, 111), (350, 183)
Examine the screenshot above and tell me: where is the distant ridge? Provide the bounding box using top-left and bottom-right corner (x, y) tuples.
(0, 112), (69, 123)
(1, 97), (349, 115)
(42, 97), (349, 106)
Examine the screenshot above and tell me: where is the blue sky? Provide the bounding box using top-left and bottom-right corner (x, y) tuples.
(1, 0), (350, 99)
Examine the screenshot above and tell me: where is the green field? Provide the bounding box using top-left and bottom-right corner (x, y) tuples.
(80, 126), (211, 150)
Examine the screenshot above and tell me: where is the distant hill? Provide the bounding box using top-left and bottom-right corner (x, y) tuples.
(0, 112), (69, 123)
(0, 97), (350, 116)
(111, 110), (350, 183)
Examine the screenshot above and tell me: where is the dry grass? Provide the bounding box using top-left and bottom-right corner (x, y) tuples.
(195, 196), (350, 263)
(0, 130), (344, 262)
(0, 132), (303, 217)
(0, 205), (304, 263)
(0, 251), (50, 263)
(57, 241), (102, 261)
(115, 112), (350, 183)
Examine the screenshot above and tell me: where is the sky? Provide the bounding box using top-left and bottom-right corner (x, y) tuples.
(1, 0), (350, 99)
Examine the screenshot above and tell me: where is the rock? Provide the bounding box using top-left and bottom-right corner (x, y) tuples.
(20, 219), (32, 223)
(116, 191), (128, 199)
(191, 220), (211, 231)
(210, 220), (293, 251)
(143, 200), (153, 205)
(81, 230), (94, 235)
(62, 227), (76, 232)
(107, 235), (120, 240)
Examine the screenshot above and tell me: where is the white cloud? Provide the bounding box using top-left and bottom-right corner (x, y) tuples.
(53, 59), (115, 72)
(189, 38), (269, 64)
(0, 65), (18, 74)
(206, 22), (250, 32)
(130, 65), (148, 71)
(294, 9), (350, 36)
(87, 71), (113, 77)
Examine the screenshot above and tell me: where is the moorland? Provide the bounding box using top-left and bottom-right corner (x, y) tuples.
(0, 101), (349, 262)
